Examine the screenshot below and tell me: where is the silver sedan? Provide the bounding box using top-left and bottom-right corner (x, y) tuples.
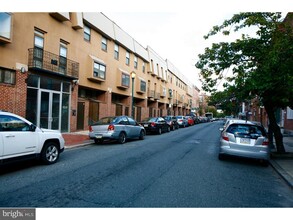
(89, 116), (146, 144)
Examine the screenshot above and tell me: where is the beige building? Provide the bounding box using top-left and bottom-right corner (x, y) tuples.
(0, 12), (200, 132)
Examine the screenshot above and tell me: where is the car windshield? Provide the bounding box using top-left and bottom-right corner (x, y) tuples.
(94, 117), (117, 125)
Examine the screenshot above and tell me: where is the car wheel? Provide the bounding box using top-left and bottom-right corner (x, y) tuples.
(139, 130), (145, 140)
(167, 126), (170, 132)
(218, 154), (225, 160)
(118, 132), (126, 144)
(158, 128), (162, 135)
(94, 139), (103, 144)
(260, 159), (269, 167)
(41, 142), (60, 165)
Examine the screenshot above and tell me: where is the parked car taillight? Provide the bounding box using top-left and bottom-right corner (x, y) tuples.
(262, 139), (269, 146)
(89, 125), (93, 132)
(151, 122), (156, 127)
(222, 134), (229, 141)
(108, 124), (115, 131)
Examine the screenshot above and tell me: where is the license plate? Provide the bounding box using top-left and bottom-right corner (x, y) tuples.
(95, 135), (102, 139)
(144, 124), (148, 127)
(240, 138), (250, 144)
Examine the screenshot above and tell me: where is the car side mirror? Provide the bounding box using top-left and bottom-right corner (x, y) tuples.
(219, 128), (224, 132)
(29, 124), (37, 132)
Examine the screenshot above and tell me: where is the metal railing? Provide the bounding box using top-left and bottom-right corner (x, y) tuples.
(28, 48), (79, 78)
(154, 92), (160, 100)
(148, 89), (155, 98)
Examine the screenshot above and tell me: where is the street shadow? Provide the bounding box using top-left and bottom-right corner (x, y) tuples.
(0, 160), (39, 175)
(219, 155), (269, 167)
(92, 138), (144, 146)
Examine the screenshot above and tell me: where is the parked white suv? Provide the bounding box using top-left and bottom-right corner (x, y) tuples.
(0, 111), (65, 165)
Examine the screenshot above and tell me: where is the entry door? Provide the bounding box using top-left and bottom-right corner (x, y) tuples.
(89, 101), (99, 124)
(40, 91), (60, 130)
(77, 102), (85, 130)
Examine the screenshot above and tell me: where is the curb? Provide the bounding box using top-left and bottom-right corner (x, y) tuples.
(269, 160), (293, 189)
(65, 141), (94, 149)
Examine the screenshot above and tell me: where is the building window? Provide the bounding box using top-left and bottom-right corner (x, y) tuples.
(162, 87), (166, 96)
(101, 37), (107, 51)
(126, 51), (130, 65)
(34, 30), (44, 48)
(122, 73), (130, 87)
(84, 25), (91, 41)
(134, 56), (138, 69)
(142, 62), (145, 73)
(287, 107), (293, 119)
(0, 68), (15, 85)
(157, 64), (159, 75)
(140, 80), (146, 92)
(59, 41), (67, 74)
(34, 29), (45, 68)
(0, 13), (12, 40)
(93, 62), (106, 80)
(114, 44), (119, 60)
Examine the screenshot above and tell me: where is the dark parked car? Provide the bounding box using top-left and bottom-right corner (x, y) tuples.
(89, 116), (146, 144)
(163, 116), (179, 130)
(140, 117), (170, 134)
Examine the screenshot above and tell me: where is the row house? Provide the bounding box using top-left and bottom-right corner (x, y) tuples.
(242, 100), (293, 135)
(0, 12), (200, 132)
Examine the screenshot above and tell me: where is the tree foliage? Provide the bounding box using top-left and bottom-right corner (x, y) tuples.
(207, 88), (240, 116)
(195, 12), (293, 153)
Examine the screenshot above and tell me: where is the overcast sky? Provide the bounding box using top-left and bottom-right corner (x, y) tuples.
(5, 0), (291, 91)
(104, 11), (236, 89)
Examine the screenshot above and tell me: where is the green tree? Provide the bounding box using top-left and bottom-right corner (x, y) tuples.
(195, 13), (293, 153)
(208, 88), (241, 117)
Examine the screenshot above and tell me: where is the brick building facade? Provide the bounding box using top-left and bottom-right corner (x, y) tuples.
(0, 12), (200, 132)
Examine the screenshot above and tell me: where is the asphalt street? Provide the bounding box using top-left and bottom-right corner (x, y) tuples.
(0, 121), (292, 207)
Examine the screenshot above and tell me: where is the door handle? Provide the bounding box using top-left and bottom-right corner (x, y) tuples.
(5, 134), (15, 138)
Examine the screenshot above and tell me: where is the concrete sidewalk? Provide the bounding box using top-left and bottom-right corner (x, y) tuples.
(270, 135), (293, 189)
(62, 131), (293, 189)
(62, 131), (93, 148)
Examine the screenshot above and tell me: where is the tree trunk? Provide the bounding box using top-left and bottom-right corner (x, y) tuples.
(264, 103), (286, 153)
(268, 123), (275, 149)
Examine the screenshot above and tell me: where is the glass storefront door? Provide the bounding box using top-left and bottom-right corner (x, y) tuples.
(40, 91), (60, 130)
(26, 75), (71, 132)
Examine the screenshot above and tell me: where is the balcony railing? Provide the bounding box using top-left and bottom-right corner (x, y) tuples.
(28, 48), (79, 79)
(173, 99), (178, 106)
(154, 92), (160, 100)
(148, 89), (155, 98)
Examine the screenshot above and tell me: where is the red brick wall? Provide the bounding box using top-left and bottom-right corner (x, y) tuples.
(0, 70), (27, 117)
(284, 107), (293, 131)
(70, 86), (78, 132)
(284, 119), (293, 131)
(99, 102), (109, 119)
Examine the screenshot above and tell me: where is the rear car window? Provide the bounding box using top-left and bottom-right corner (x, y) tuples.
(94, 117), (117, 125)
(227, 124), (266, 137)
